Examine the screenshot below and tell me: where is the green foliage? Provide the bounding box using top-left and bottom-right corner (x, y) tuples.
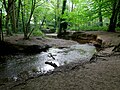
(116, 27), (120, 31)
(1, 0), (118, 38)
(80, 26), (108, 31)
(69, 25), (108, 31)
(32, 30), (45, 37)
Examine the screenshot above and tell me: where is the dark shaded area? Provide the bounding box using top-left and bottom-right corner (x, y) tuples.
(60, 21), (68, 33)
(108, 0), (120, 32)
(113, 43), (120, 52)
(0, 41), (51, 56)
(24, 44), (50, 54)
(0, 41), (19, 55)
(57, 21), (68, 38)
(45, 61), (58, 68)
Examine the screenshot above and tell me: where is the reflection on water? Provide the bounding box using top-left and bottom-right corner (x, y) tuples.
(0, 44), (96, 80)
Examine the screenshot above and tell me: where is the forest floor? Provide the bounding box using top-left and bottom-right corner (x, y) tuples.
(0, 31), (120, 90)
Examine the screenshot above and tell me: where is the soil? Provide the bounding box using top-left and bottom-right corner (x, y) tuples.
(0, 31), (120, 90)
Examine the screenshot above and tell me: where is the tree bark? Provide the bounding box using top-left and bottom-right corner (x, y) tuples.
(3, 0), (12, 35)
(20, 0), (36, 39)
(0, 9), (3, 41)
(57, 0), (67, 37)
(10, 0), (17, 33)
(16, 0), (21, 32)
(40, 16), (46, 30)
(61, 0), (67, 15)
(98, 0), (103, 26)
(71, 0), (74, 12)
(108, 0), (120, 32)
(25, 0), (36, 39)
(20, 1), (26, 38)
(117, 12), (120, 27)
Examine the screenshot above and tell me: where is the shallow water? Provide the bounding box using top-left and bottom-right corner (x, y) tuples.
(0, 44), (96, 80)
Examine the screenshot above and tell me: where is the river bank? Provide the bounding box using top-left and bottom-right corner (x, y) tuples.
(0, 31), (120, 90)
(0, 51), (120, 90)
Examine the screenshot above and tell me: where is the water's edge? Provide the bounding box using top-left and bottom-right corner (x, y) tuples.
(0, 44), (96, 82)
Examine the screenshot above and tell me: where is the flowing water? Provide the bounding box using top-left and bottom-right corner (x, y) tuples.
(0, 44), (96, 81)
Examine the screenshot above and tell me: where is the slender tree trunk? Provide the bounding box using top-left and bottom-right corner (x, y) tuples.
(20, 1), (26, 38)
(54, 11), (57, 30)
(5, 15), (11, 35)
(16, 0), (21, 32)
(54, 0), (60, 31)
(108, 0), (120, 32)
(3, 0), (12, 35)
(0, 9), (3, 41)
(40, 16), (46, 30)
(98, 1), (103, 26)
(117, 12), (120, 27)
(57, 0), (67, 37)
(61, 0), (67, 15)
(33, 15), (37, 28)
(71, 0), (74, 12)
(20, 0), (36, 39)
(10, 0), (17, 33)
(57, 0), (60, 31)
(25, 0), (36, 39)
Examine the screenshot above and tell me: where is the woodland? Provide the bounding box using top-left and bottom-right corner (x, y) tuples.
(0, 0), (120, 40)
(0, 0), (120, 90)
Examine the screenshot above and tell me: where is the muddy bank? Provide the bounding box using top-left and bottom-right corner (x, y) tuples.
(0, 41), (50, 55)
(0, 35), (79, 55)
(53, 31), (120, 49)
(2, 31), (120, 56)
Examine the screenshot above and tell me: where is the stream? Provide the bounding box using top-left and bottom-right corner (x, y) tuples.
(0, 44), (96, 81)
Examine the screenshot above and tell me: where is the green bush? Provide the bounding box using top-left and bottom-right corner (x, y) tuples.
(116, 27), (120, 31)
(32, 30), (45, 37)
(69, 26), (108, 31)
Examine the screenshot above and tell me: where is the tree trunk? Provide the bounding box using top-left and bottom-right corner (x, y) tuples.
(10, 0), (17, 33)
(54, 11), (57, 30)
(20, 0), (36, 39)
(0, 9), (3, 41)
(54, 0), (60, 31)
(20, 1), (27, 39)
(108, 0), (120, 32)
(98, 1), (103, 26)
(33, 15), (37, 28)
(71, 0), (74, 12)
(3, 0), (12, 35)
(40, 16), (46, 30)
(117, 12), (120, 27)
(57, 0), (67, 37)
(16, 0), (21, 32)
(61, 0), (67, 15)
(25, 0), (36, 39)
